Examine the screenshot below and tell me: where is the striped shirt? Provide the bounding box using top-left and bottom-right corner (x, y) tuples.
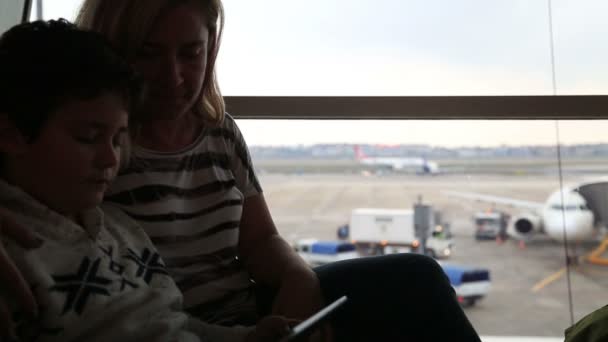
(105, 114), (262, 325)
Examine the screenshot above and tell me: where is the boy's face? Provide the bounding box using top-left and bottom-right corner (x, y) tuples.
(12, 93), (128, 215)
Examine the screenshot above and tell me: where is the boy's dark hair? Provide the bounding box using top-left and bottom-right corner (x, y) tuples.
(0, 19), (142, 140)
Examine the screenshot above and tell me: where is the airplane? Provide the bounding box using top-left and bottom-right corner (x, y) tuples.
(353, 145), (440, 175)
(443, 180), (608, 245)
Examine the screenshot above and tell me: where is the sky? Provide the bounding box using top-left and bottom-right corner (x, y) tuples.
(27, 0), (608, 147)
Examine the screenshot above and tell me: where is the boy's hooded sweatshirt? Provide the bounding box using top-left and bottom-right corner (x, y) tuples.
(0, 180), (252, 342)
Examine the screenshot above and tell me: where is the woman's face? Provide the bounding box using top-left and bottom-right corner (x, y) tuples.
(134, 1), (210, 120)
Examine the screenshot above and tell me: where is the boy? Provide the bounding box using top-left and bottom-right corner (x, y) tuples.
(0, 19), (289, 342)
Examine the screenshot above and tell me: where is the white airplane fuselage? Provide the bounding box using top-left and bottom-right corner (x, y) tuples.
(540, 190), (595, 242)
(359, 157), (440, 174)
(359, 157), (422, 169)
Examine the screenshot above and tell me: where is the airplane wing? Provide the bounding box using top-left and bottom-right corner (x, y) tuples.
(443, 191), (544, 210)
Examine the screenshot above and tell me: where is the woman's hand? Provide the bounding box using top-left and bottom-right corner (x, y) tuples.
(272, 268), (333, 342)
(245, 315), (293, 342)
(0, 207), (41, 339)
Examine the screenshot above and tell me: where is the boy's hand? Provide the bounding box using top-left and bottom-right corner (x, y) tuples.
(0, 207), (41, 339)
(245, 315), (294, 342)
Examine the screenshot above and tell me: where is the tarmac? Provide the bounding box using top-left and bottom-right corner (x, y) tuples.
(259, 173), (608, 338)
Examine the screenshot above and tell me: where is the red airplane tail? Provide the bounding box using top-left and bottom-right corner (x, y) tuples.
(353, 145), (367, 160)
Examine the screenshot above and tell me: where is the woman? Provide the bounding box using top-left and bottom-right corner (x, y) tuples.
(0, 0), (480, 340)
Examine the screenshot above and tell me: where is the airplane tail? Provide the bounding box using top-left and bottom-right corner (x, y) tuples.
(353, 145), (367, 160)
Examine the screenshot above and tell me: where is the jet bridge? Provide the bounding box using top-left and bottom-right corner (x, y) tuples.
(575, 181), (608, 265)
(575, 181), (608, 229)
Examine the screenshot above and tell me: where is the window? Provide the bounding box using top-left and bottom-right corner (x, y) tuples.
(244, 119), (608, 339)
(220, 0), (608, 96)
(0, 0), (30, 33)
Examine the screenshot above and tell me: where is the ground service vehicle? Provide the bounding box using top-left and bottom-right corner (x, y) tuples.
(474, 211), (509, 240)
(441, 263), (491, 307)
(348, 205), (453, 259)
(294, 240), (360, 266)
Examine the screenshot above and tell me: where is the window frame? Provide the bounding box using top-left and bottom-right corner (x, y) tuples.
(225, 95), (608, 120)
(21, 0), (32, 23)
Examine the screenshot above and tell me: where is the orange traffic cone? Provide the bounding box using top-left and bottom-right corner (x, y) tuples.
(518, 240), (526, 249)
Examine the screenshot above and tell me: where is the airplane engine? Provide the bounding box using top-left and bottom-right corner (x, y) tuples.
(509, 213), (542, 239)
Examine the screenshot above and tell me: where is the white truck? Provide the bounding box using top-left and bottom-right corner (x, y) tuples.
(348, 207), (453, 259)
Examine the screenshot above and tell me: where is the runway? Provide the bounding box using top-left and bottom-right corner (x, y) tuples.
(258, 173), (608, 337)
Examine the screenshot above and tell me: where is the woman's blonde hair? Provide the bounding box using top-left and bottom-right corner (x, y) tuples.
(75, 0), (225, 125)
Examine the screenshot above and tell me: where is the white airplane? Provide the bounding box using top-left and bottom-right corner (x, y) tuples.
(444, 180), (608, 243)
(353, 145), (440, 174)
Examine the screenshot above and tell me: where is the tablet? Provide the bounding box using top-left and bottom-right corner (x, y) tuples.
(279, 295), (348, 342)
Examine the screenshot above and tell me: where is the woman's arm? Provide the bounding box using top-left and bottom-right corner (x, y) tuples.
(237, 194), (324, 319)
